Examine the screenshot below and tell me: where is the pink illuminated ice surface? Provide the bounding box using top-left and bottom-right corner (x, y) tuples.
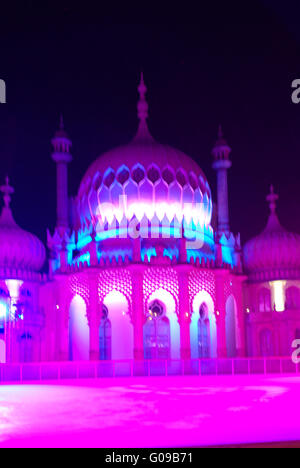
(0, 375), (299, 448)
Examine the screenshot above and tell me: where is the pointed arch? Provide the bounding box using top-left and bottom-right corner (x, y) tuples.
(258, 287), (271, 312)
(225, 294), (238, 358)
(99, 305), (111, 360)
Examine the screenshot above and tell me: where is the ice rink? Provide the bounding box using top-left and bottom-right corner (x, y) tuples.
(0, 375), (299, 448)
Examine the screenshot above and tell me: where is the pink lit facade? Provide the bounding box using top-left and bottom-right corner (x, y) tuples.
(0, 76), (298, 364)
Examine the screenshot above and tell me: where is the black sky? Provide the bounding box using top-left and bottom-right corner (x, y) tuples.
(0, 0), (300, 247)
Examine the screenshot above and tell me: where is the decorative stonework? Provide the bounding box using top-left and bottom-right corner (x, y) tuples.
(143, 267), (179, 315)
(98, 268), (132, 313)
(188, 269), (216, 307)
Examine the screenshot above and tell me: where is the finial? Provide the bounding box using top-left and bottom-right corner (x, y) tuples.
(51, 114), (72, 160)
(218, 124), (223, 139)
(137, 71), (149, 122)
(0, 176), (14, 208)
(212, 124), (231, 163)
(134, 72), (153, 142)
(215, 124), (227, 145)
(266, 185), (278, 214)
(59, 114), (64, 130)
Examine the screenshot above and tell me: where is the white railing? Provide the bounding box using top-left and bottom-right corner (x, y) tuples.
(0, 356), (298, 383)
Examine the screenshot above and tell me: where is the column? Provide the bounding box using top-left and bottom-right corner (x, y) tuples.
(178, 267), (191, 360)
(56, 162), (69, 228)
(217, 167), (230, 233)
(233, 276), (247, 356)
(51, 117), (72, 230)
(131, 267), (144, 360)
(215, 270), (227, 358)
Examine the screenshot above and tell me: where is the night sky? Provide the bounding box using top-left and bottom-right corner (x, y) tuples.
(1, 1), (300, 248)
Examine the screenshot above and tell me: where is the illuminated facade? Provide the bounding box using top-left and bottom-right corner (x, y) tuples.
(0, 75), (298, 363)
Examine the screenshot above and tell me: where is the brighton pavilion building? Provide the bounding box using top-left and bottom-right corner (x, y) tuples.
(0, 75), (299, 364)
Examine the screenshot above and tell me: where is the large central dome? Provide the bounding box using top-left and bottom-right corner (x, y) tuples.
(77, 75), (212, 231)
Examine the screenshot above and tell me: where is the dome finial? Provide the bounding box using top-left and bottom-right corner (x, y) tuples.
(137, 71), (149, 122)
(0, 176), (14, 208)
(266, 184), (278, 214)
(134, 72), (153, 142)
(59, 113), (64, 130)
(218, 124), (223, 139)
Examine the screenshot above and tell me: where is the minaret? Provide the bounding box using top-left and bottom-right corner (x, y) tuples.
(51, 115), (72, 231)
(212, 125), (232, 236)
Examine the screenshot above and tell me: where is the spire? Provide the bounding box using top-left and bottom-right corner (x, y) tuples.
(212, 124), (231, 162)
(57, 113), (66, 135)
(51, 115), (72, 163)
(137, 72), (148, 121)
(264, 185), (282, 232)
(0, 176), (16, 226)
(0, 176), (14, 208)
(218, 124), (223, 139)
(134, 72), (153, 141)
(266, 184), (278, 214)
(59, 113), (64, 130)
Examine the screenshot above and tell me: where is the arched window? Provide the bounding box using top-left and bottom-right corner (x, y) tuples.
(20, 288), (31, 298)
(225, 295), (237, 358)
(259, 329), (274, 356)
(99, 305), (111, 360)
(144, 300), (170, 359)
(258, 288), (272, 313)
(0, 288), (9, 297)
(198, 303), (210, 358)
(286, 287), (300, 310)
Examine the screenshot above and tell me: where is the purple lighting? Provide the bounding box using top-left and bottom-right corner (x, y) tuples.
(0, 72), (300, 448)
(0, 375), (300, 448)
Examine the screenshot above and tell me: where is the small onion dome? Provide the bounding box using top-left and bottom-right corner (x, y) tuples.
(243, 186), (300, 281)
(0, 177), (46, 271)
(77, 74), (212, 228)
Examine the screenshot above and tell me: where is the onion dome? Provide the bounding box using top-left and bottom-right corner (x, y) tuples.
(77, 73), (212, 229)
(243, 186), (300, 281)
(0, 177), (46, 271)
